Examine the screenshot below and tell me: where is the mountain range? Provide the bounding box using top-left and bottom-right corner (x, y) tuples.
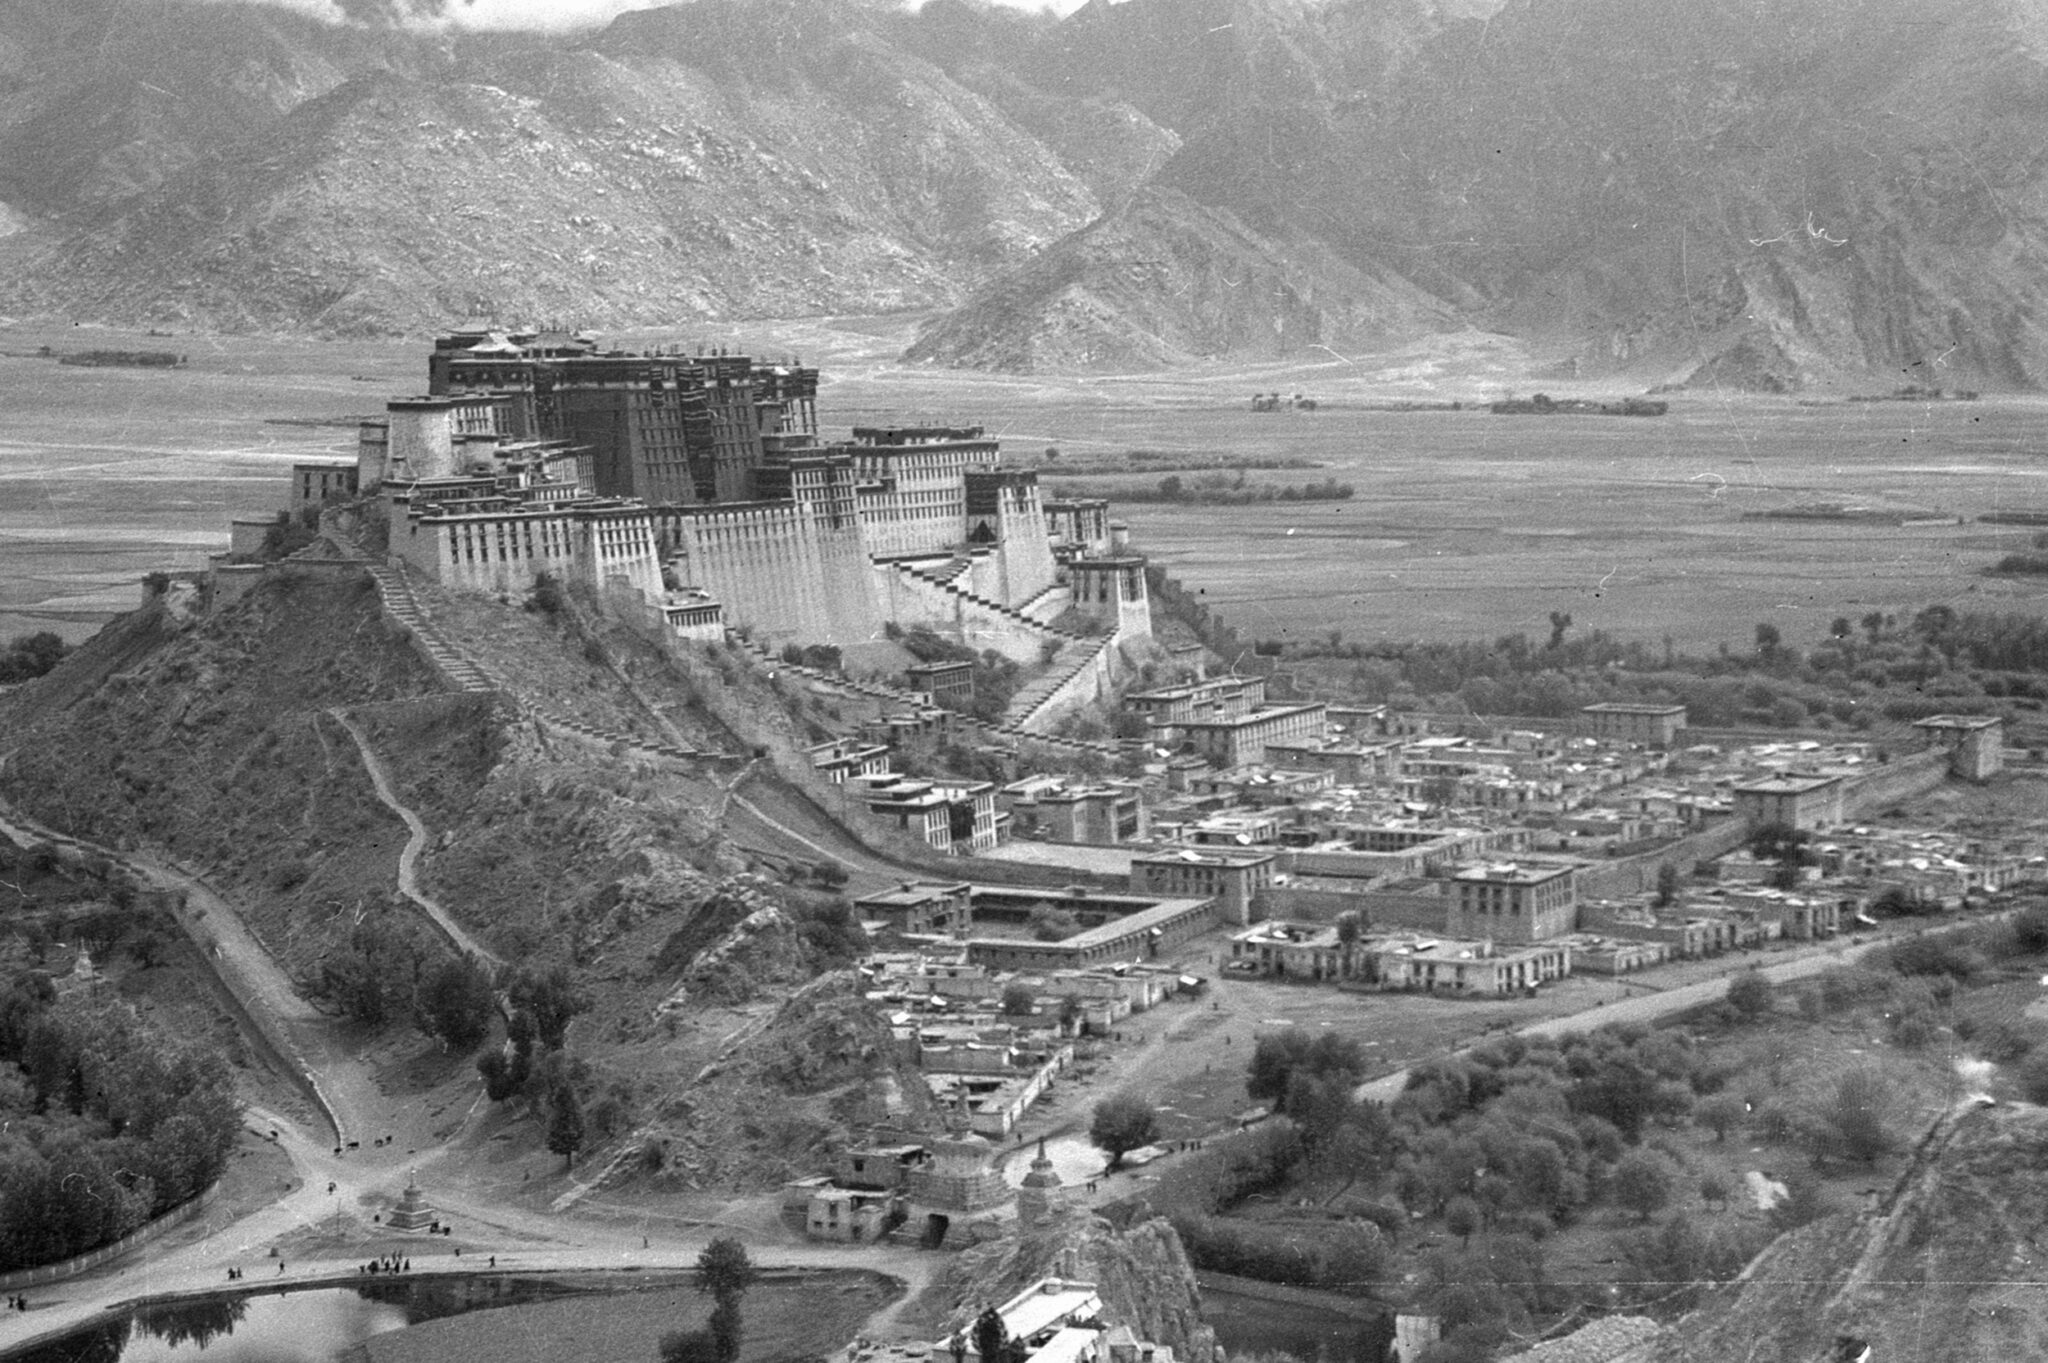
(5, 0), (2048, 387)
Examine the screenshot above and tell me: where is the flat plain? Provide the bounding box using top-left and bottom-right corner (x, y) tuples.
(5, 318), (2046, 653)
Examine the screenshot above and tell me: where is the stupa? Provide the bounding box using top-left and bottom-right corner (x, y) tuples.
(387, 1172), (437, 1231)
(1015, 1139), (1065, 1224)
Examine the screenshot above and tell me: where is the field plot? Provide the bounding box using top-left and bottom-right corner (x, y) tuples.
(5, 319), (2047, 654)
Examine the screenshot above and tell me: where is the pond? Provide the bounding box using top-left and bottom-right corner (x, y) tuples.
(9, 1269), (900, 1363)
(1200, 1281), (1393, 1363)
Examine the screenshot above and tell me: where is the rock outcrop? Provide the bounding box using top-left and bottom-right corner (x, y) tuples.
(933, 1211), (1219, 1363)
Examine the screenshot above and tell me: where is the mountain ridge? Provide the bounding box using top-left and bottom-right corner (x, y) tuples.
(5, 0), (2048, 389)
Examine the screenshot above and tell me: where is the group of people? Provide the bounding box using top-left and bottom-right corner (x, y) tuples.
(363, 1255), (411, 1275)
(5, 1294), (28, 1312)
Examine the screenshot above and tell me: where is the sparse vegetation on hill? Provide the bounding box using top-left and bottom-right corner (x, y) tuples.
(0, 567), (968, 1188)
(0, 631), (70, 683)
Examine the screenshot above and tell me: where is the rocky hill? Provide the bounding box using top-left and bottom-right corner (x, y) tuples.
(1631, 1102), (2048, 1362)
(8, 0), (2048, 387)
(0, 564), (935, 1188)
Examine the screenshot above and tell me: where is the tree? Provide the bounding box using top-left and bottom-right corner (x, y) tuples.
(419, 955), (496, 1052)
(321, 918), (417, 1026)
(1699, 1173), (1731, 1211)
(0, 632), (69, 683)
(547, 1085), (584, 1167)
(1026, 904), (1081, 942)
(477, 1047), (528, 1102)
(1654, 863), (1680, 908)
(1445, 1195), (1481, 1248)
(1754, 622), (1782, 662)
(1248, 1031), (1366, 1106)
(973, 1304), (1009, 1363)
(1725, 969), (1772, 1019)
(1547, 611), (1573, 650)
(510, 966), (588, 1051)
(1814, 1068), (1894, 1165)
(1283, 1071), (1354, 1151)
(696, 1237), (756, 1363)
(659, 1330), (721, 1363)
(1089, 1094), (1158, 1170)
(999, 982), (1037, 1017)
(1610, 1148), (1677, 1221)
(1695, 1093), (1746, 1143)
(1336, 910), (1365, 979)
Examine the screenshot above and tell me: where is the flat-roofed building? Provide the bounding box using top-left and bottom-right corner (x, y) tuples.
(810, 738), (893, 784)
(1004, 780), (1147, 845)
(1262, 737), (1404, 784)
(907, 659), (975, 709)
(1132, 848), (1276, 925)
(1731, 772), (1845, 830)
(1228, 921), (1348, 980)
(1449, 861), (1579, 942)
(1580, 702), (1688, 748)
(1914, 713), (2004, 782)
(1124, 676), (1267, 726)
(1369, 935), (1572, 995)
(1174, 703), (1328, 770)
(290, 462), (360, 510)
(966, 895), (1217, 971)
(855, 881), (973, 936)
(851, 775), (1005, 853)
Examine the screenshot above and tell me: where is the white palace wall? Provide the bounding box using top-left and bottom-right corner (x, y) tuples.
(854, 445), (977, 559)
(391, 506), (661, 602)
(660, 501), (883, 647)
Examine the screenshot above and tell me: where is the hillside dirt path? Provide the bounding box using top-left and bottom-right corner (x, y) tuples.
(0, 777), (947, 1357)
(325, 706), (502, 968)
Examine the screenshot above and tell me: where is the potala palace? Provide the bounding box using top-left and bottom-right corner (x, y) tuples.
(238, 329), (1153, 729)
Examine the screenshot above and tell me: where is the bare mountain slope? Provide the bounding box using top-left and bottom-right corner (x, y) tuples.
(0, 0), (1105, 335)
(10, 0), (2048, 385)
(903, 185), (1454, 372)
(910, 0), (2048, 387)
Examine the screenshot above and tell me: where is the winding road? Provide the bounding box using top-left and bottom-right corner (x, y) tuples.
(325, 707), (502, 969)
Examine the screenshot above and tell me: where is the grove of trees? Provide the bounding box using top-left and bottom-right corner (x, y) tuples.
(0, 982), (241, 1270)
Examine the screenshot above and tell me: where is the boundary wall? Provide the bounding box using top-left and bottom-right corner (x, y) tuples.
(1843, 749), (1949, 816)
(1576, 817), (1751, 900)
(0, 1185), (221, 1293)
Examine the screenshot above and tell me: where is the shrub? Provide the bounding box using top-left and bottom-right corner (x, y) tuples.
(1725, 969), (1772, 1019)
(1811, 1068), (1896, 1164)
(1610, 1148), (1679, 1220)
